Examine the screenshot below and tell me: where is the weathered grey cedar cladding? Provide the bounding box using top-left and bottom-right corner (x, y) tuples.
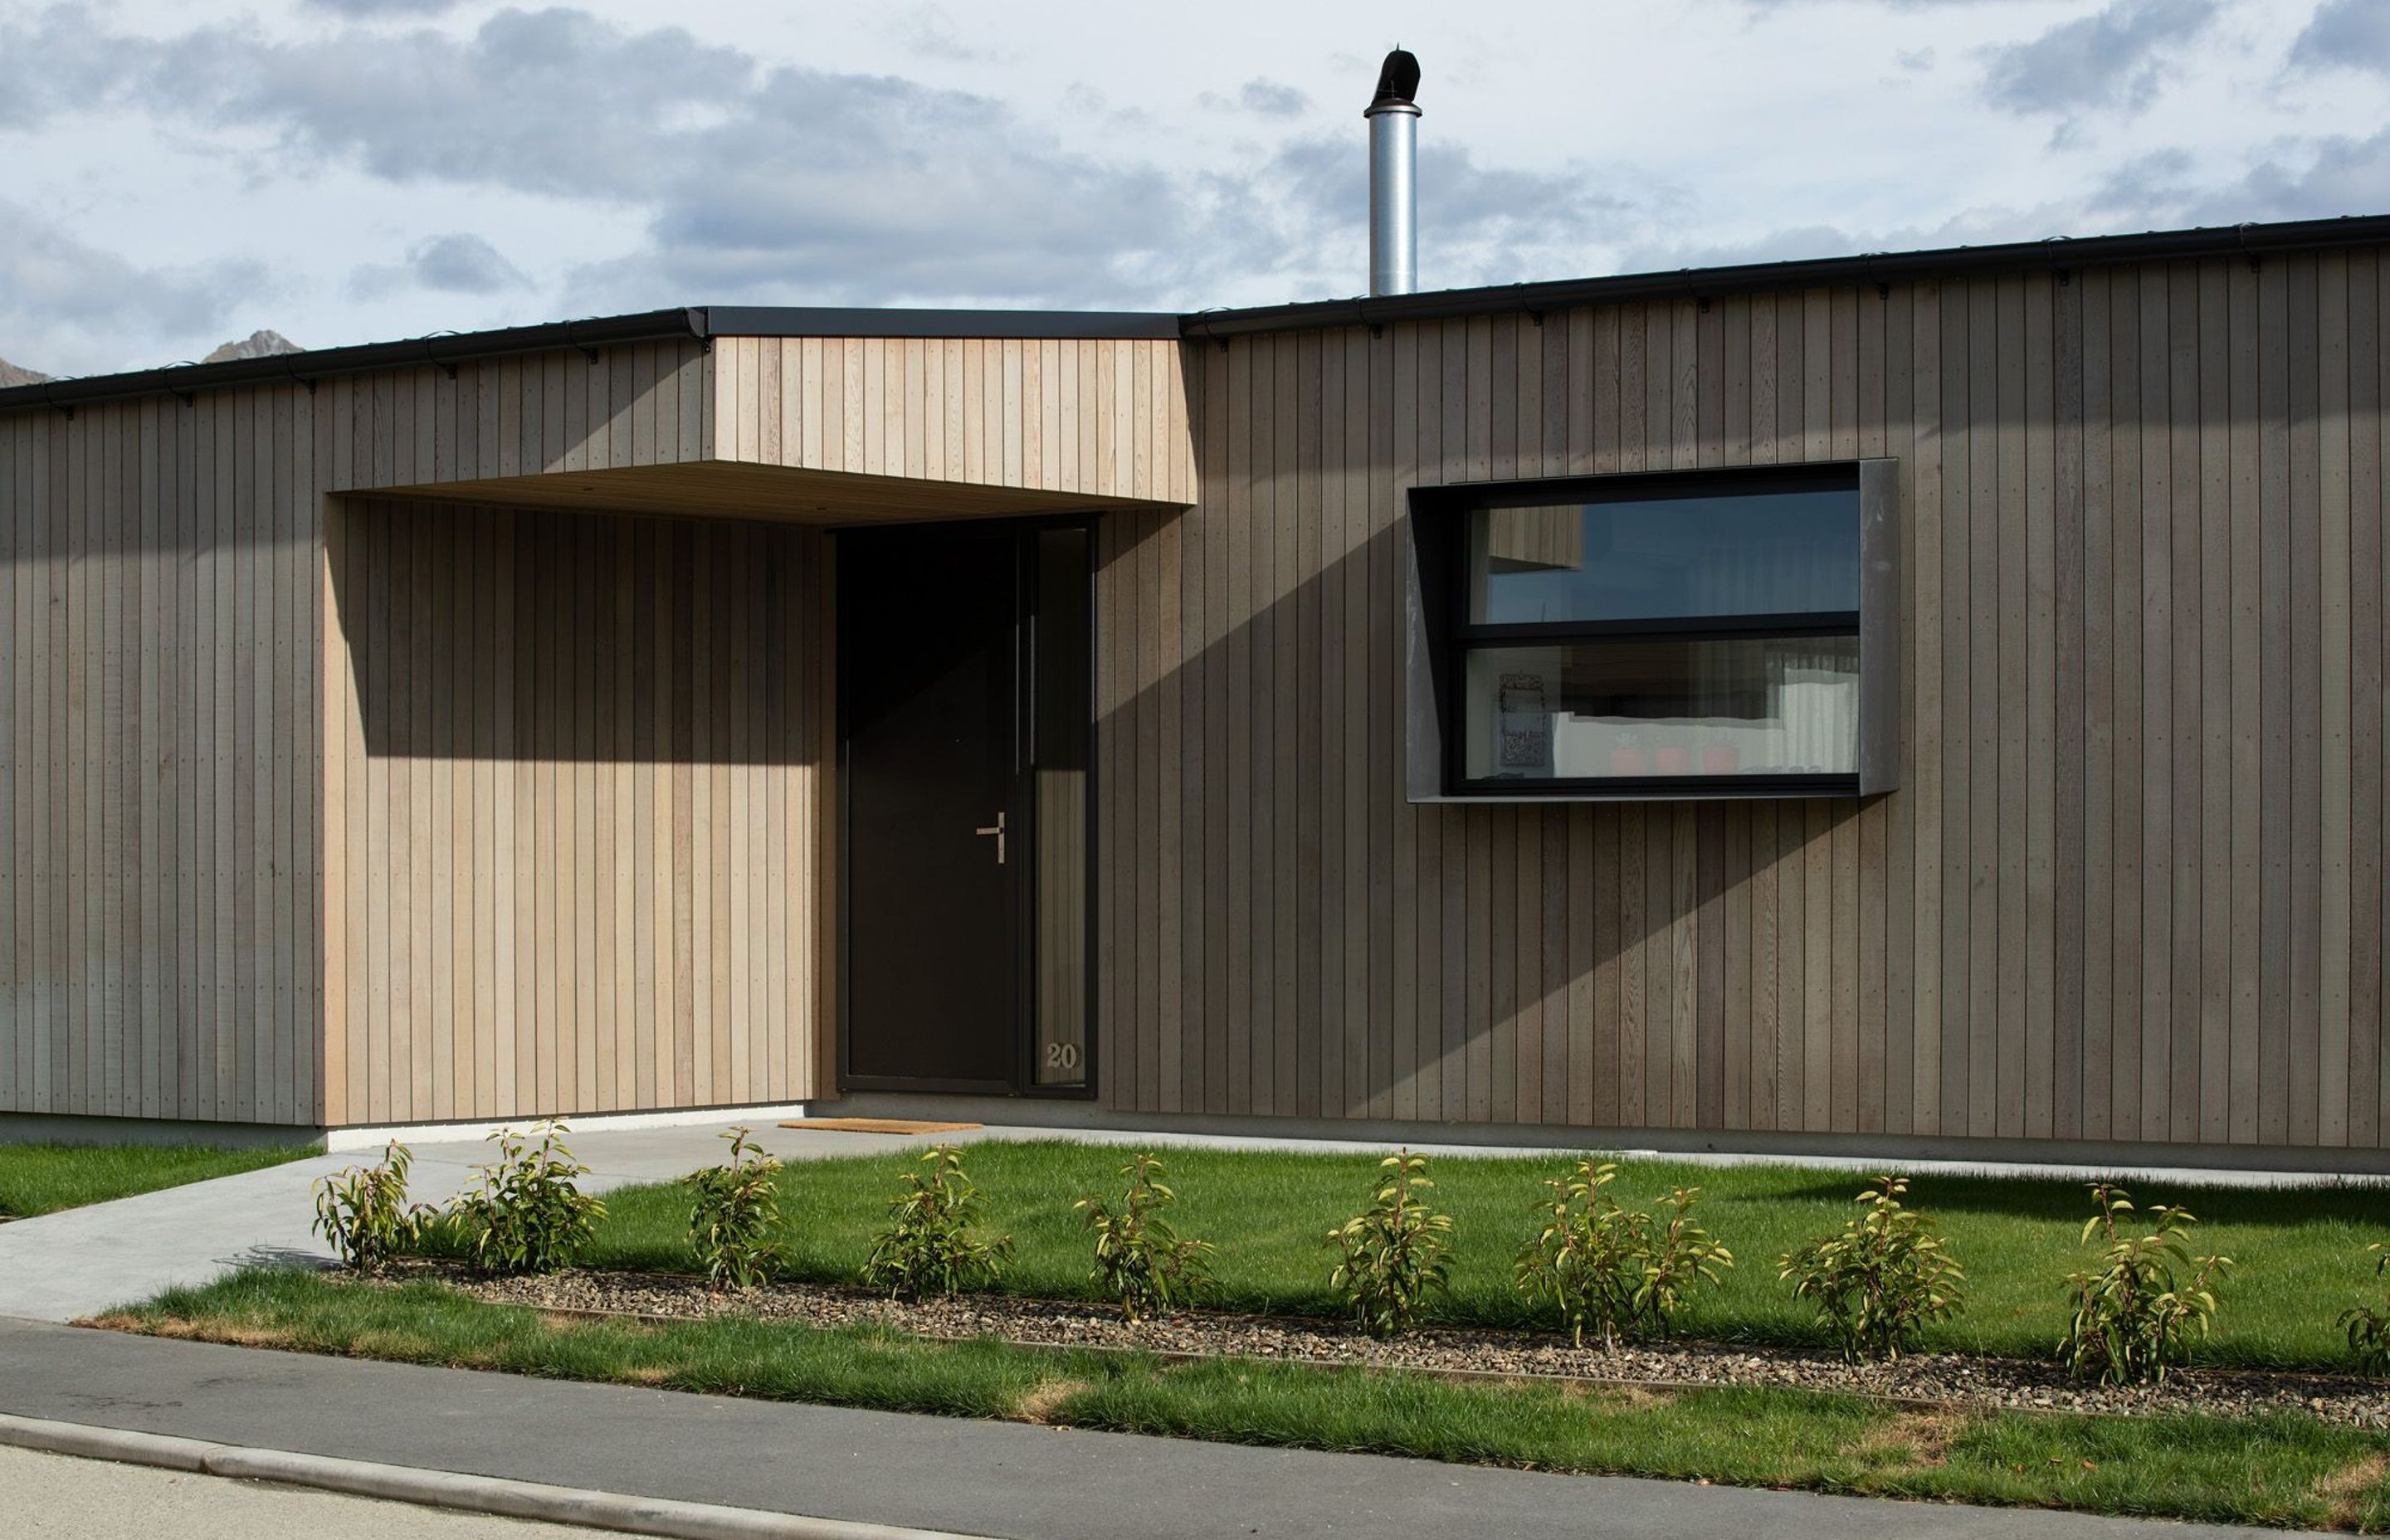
(3, 227), (2389, 1162)
(1094, 248), (2390, 1153)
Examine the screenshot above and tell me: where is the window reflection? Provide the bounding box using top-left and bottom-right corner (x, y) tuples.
(1461, 638), (1861, 782)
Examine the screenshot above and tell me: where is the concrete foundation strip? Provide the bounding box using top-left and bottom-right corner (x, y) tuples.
(0, 1411), (984, 1540)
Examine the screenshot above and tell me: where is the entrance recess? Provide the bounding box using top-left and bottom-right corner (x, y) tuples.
(839, 521), (1092, 1095)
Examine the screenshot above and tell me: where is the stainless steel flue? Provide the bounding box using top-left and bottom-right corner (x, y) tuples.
(1364, 48), (1420, 296)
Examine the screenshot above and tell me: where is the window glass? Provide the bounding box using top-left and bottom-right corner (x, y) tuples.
(1460, 636), (1861, 782)
(1468, 486), (1860, 626)
(1032, 527), (1088, 1088)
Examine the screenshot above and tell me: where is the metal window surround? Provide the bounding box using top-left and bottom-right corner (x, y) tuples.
(1403, 460), (1901, 802)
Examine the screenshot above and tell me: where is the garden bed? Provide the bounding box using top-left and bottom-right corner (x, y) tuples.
(370, 1259), (2390, 1429)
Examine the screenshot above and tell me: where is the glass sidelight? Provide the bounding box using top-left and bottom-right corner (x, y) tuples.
(1029, 526), (1090, 1089)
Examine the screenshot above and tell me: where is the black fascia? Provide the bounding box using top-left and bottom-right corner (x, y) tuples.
(1180, 212), (2390, 339)
(702, 306), (1181, 341)
(0, 304), (1180, 417)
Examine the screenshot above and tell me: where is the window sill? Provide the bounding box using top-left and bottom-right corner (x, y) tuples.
(1416, 774), (1865, 804)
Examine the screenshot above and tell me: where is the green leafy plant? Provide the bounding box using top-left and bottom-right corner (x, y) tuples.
(311, 1141), (435, 1270)
(1778, 1173), (1966, 1362)
(2339, 1244), (2390, 1377)
(1074, 1151), (1216, 1322)
(1328, 1150), (1453, 1338)
(860, 1144), (1014, 1300)
(446, 1120), (607, 1276)
(1514, 1160), (1732, 1348)
(2058, 1183), (2231, 1385)
(684, 1126), (786, 1290)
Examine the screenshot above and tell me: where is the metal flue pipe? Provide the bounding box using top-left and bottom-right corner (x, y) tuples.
(1364, 48), (1421, 296)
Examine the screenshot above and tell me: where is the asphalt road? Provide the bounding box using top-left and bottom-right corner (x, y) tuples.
(0, 1318), (2288, 1540)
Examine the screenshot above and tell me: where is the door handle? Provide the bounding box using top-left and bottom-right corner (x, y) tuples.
(974, 811), (1007, 865)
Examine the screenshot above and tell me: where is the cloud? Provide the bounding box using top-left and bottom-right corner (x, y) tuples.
(0, 199), (266, 372)
(0, 5), (1674, 310)
(886, 4), (983, 61)
(1241, 79), (1308, 115)
(301, 0), (460, 16)
(1979, 0), (2218, 123)
(350, 231), (530, 299)
(2290, 0), (2390, 77)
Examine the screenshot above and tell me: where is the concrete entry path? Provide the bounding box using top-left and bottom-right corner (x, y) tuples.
(0, 1318), (2292, 1540)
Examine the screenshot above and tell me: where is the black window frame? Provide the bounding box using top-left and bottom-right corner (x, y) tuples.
(1404, 461), (1900, 802)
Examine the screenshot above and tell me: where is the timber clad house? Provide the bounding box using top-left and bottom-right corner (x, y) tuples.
(6, 202), (2390, 1167)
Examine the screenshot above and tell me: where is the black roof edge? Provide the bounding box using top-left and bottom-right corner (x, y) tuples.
(0, 305), (1181, 417)
(0, 308), (708, 417)
(704, 305), (1181, 341)
(1177, 214), (2390, 339)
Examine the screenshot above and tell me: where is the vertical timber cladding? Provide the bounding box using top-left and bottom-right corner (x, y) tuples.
(0, 387), (321, 1126)
(1097, 252), (2390, 1152)
(321, 498), (830, 1127)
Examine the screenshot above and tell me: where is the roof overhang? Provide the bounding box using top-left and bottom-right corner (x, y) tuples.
(354, 460), (1173, 526)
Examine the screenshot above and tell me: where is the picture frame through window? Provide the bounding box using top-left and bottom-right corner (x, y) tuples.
(1404, 461), (1900, 802)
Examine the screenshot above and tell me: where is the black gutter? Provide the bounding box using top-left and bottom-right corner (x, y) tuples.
(0, 309), (708, 417)
(0, 305), (1182, 417)
(1178, 213), (2390, 340)
(703, 306), (1180, 341)
(13, 215), (2388, 414)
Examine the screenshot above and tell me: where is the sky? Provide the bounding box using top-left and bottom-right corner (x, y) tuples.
(3, 0), (2388, 377)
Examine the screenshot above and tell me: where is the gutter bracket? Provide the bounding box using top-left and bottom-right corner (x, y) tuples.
(563, 321), (604, 365)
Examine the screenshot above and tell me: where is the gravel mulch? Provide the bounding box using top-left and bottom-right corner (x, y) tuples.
(354, 1260), (2390, 1429)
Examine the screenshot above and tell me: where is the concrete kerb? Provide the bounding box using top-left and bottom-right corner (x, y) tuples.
(0, 1412), (982, 1540)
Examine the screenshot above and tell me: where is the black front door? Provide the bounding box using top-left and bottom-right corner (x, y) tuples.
(839, 522), (1091, 1094)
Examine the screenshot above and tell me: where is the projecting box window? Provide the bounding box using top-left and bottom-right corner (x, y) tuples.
(1406, 462), (1900, 802)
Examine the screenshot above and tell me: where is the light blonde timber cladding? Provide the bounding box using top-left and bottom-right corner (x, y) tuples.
(706, 336), (1197, 508)
(0, 327), (1175, 1126)
(1093, 252), (2390, 1152)
(320, 496), (827, 1126)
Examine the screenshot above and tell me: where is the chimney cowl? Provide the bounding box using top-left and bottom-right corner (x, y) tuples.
(1366, 47), (1421, 115)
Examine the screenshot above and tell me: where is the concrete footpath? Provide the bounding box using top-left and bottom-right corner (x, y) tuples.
(2, 1442), (611, 1540)
(0, 1317), (2283, 1540)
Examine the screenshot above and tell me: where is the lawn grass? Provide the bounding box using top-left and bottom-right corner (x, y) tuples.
(466, 1138), (2390, 1371)
(0, 1142), (312, 1218)
(106, 1267), (2390, 1532)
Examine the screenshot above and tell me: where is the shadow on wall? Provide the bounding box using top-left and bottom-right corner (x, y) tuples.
(326, 496), (827, 767)
(1086, 483), (1872, 1137)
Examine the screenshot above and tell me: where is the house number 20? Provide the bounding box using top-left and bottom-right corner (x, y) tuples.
(1045, 1042), (1080, 1071)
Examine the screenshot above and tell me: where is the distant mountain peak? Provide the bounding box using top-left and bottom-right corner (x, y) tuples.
(201, 329), (301, 363)
(0, 356), (51, 388)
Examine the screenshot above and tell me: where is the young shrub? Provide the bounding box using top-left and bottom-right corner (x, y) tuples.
(1778, 1173), (1966, 1362)
(685, 1126), (785, 1290)
(311, 1141), (435, 1270)
(447, 1120), (607, 1276)
(1075, 1151), (1216, 1322)
(860, 1143), (1014, 1300)
(2339, 1244), (2390, 1377)
(1514, 1161), (1734, 1348)
(2058, 1182), (2231, 1386)
(1327, 1150), (1453, 1339)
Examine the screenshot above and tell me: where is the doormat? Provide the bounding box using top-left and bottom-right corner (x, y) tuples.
(781, 1118), (985, 1135)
